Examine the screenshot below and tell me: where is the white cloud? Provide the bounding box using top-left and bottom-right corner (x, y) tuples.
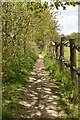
(57, 6), (78, 35)
(59, 15), (78, 34)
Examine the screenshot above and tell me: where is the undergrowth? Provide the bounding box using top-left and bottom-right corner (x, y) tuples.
(42, 51), (78, 119)
(2, 42), (39, 119)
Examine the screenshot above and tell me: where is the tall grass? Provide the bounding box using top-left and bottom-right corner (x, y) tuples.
(2, 42), (39, 119)
(43, 51), (78, 118)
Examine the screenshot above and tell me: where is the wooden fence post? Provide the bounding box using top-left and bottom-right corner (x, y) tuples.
(69, 39), (77, 86)
(55, 42), (59, 60)
(60, 37), (64, 72)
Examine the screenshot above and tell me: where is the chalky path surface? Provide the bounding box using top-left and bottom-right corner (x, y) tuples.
(18, 55), (65, 119)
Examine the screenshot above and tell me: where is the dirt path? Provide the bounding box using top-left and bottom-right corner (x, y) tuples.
(17, 54), (65, 119)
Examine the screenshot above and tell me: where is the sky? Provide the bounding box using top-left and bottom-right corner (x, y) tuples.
(57, 5), (78, 35)
(41, 0), (78, 35)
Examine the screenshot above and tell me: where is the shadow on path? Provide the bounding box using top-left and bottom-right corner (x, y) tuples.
(16, 54), (65, 119)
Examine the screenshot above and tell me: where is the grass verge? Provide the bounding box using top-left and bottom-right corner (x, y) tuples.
(42, 51), (78, 119)
(2, 43), (39, 119)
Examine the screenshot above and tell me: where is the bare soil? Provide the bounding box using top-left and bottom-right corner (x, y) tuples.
(15, 54), (65, 119)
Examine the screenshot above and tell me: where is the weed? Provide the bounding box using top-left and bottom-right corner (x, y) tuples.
(43, 51), (78, 118)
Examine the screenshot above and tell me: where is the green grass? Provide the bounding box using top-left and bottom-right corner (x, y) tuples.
(2, 57), (38, 118)
(2, 56), (38, 119)
(64, 47), (79, 67)
(3, 83), (22, 107)
(2, 43), (39, 119)
(2, 110), (14, 120)
(43, 51), (78, 118)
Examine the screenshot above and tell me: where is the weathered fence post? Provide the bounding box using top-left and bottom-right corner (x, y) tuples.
(60, 37), (64, 72)
(69, 39), (77, 86)
(55, 42), (59, 60)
